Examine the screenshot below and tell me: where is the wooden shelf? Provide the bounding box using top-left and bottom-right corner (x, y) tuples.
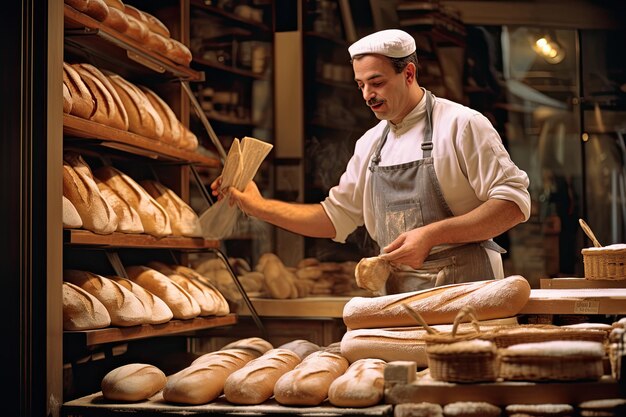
(64, 5), (203, 82)
(541, 278), (626, 289)
(64, 314), (237, 347)
(520, 288), (626, 315)
(192, 57), (267, 79)
(63, 114), (220, 167)
(64, 229), (220, 249)
(190, 0), (271, 33)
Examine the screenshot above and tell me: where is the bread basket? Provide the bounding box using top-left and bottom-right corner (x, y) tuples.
(581, 244), (626, 280)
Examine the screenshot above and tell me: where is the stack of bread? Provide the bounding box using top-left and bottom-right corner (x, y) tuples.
(62, 61), (198, 150)
(62, 152), (202, 237)
(62, 265), (229, 331)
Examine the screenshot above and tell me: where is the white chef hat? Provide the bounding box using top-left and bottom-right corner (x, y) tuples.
(348, 29), (416, 59)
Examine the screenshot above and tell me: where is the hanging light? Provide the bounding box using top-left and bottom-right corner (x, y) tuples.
(532, 33), (565, 64)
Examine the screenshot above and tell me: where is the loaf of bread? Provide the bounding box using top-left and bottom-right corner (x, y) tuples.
(93, 166), (171, 237)
(165, 38), (192, 66)
(191, 347), (260, 367)
(63, 82), (73, 114)
(101, 363), (166, 401)
(64, 269), (149, 327)
(107, 74), (164, 139)
(95, 177), (144, 234)
(145, 31), (170, 56)
(355, 256), (392, 295)
(178, 122), (198, 151)
(163, 349), (257, 404)
(102, 0), (123, 10)
(121, 12), (149, 42)
(273, 351), (349, 406)
(63, 152), (118, 234)
(340, 326), (429, 366)
(172, 265), (230, 316)
(63, 281), (111, 330)
(72, 63), (129, 131)
(343, 275), (531, 329)
(125, 265), (200, 319)
(63, 62), (94, 119)
(140, 10), (170, 38)
(278, 339), (320, 359)
(139, 86), (181, 146)
(65, 0), (109, 21)
(220, 337), (273, 355)
(101, 5), (129, 33)
(224, 349), (302, 405)
(139, 180), (202, 237)
(110, 276), (173, 324)
(328, 358), (386, 407)
(63, 195), (83, 229)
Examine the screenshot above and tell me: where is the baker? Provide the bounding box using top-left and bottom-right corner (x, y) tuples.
(212, 29), (531, 293)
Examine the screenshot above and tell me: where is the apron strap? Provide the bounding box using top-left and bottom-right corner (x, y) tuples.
(370, 124), (390, 169)
(421, 90), (434, 158)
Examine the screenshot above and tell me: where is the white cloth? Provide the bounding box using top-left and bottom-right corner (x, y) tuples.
(321, 95), (531, 251)
(348, 29), (416, 58)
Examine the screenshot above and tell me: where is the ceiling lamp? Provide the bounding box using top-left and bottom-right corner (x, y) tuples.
(532, 34), (565, 64)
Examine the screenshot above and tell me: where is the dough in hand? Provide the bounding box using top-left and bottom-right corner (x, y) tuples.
(355, 256), (392, 294)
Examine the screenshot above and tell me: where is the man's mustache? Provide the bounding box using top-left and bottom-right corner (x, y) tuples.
(367, 98), (385, 107)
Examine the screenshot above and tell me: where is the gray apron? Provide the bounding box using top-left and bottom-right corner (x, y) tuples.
(369, 90), (504, 293)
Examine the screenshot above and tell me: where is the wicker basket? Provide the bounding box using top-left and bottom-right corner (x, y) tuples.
(487, 324), (608, 348)
(582, 245), (626, 280)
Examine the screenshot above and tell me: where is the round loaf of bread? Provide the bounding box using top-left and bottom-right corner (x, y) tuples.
(328, 358), (386, 407)
(505, 403), (574, 417)
(343, 275), (531, 329)
(101, 363), (166, 401)
(442, 402), (501, 417)
(109, 276), (173, 324)
(224, 349), (302, 405)
(126, 265), (200, 319)
(63, 281), (111, 330)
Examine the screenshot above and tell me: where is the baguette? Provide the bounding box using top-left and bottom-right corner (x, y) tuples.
(102, 0), (123, 10)
(63, 152), (118, 234)
(72, 63), (128, 131)
(191, 347), (260, 367)
(95, 177), (144, 234)
(63, 62), (94, 120)
(101, 6), (129, 33)
(145, 31), (170, 56)
(328, 358), (386, 407)
(64, 269), (149, 327)
(121, 12), (149, 42)
(107, 74), (164, 139)
(139, 86), (181, 146)
(165, 38), (192, 66)
(139, 180), (202, 237)
(342, 275), (531, 329)
(64, 0), (109, 21)
(101, 363), (166, 401)
(62, 195), (83, 229)
(140, 10), (170, 38)
(63, 82), (73, 114)
(220, 337), (273, 356)
(126, 265), (200, 319)
(163, 349), (257, 404)
(273, 351), (349, 406)
(63, 281), (111, 330)
(110, 276), (173, 324)
(93, 166), (171, 237)
(223, 349), (302, 405)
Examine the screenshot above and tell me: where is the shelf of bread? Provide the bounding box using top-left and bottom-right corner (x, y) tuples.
(540, 277), (626, 289)
(63, 4), (203, 82)
(519, 288), (626, 315)
(64, 314), (237, 347)
(64, 114), (220, 166)
(64, 229), (220, 249)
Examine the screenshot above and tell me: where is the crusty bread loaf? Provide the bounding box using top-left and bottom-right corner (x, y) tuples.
(63, 195), (83, 229)
(72, 63), (128, 131)
(101, 363), (166, 401)
(64, 269), (149, 327)
(278, 339), (320, 359)
(140, 10), (170, 38)
(178, 122), (198, 151)
(126, 265), (200, 319)
(171, 265), (230, 316)
(63, 62), (94, 119)
(93, 166), (171, 237)
(110, 276), (173, 324)
(165, 38), (193, 66)
(191, 348), (261, 367)
(63, 82), (73, 114)
(139, 86), (181, 146)
(139, 180), (202, 237)
(273, 351), (349, 406)
(355, 256), (392, 295)
(328, 358), (386, 407)
(343, 275), (531, 329)
(63, 152), (118, 234)
(65, 0), (109, 21)
(63, 281), (111, 330)
(224, 349), (302, 405)
(101, 5), (129, 33)
(163, 349), (257, 404)
(103, 0), (123, 10)
(145, 31), (170, 56)
(121, 12), (149, 42)
(221, 337), (273, 356)
(95, 177), (144, 234)
(107, 74), (164, 139)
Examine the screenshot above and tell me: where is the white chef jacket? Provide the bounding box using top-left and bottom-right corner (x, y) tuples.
(321, 94), (531, 264)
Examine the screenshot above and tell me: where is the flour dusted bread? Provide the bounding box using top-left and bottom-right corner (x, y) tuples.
(95, 177), (144, 234)
(101, 363), (166, 401)
(224, 348), (302, 405)
(126, 265), (200, 319)
(63, 196), (83, 229)
(343, 275), (531, 329)
(163, 349), (257, 404)
(140, 180), (202, 237)
(63, 62), (94, 120)
(63, 281), (111, 330)
(94, 166), (171, 237)
(139, 86), (181, 146)
(273, 351), (349, 406)
(355, 256), (392, 295)
(63, 152), (118, 234)
(328, 358), (386, 407)
(65, 269), (148, 327)
(110, 276), (173, 324)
